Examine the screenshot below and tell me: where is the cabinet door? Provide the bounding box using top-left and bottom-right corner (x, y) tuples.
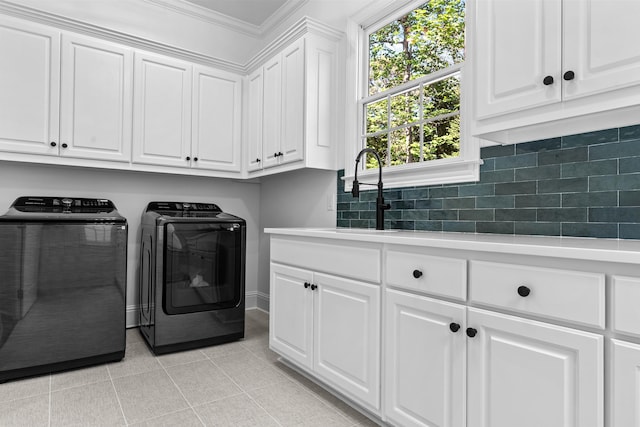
(467, 308), (603, 427)
(280, 38), (305, 165)
(269, 263), (314, 369)
(610, 339), (640, 427)
(192, 66), (241, 172)
(475, 0), (561, 119)
(60, 34), (132, 162)
(132, 52), (192, 167)
(563, 0), (640, 101)
(313, 272), (380, 411)
(262, 55), (282, 169)
(247, 68), (264, 172)
(0, 17), (60, 155)
(385, 289), (465, 427)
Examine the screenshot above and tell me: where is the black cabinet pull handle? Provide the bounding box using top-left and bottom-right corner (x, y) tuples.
(50, 142), (57, 147)
(278, 151), (283, 157)
(310, 284), (317, 290)
(412, 269), (423, 279)
(304, 282), (310, 289)
(466, 327), (478, 338)
(517, 285), (531, 297)
(543, 75), (554, 85)
(61, 143), (68, 148)
(274, 152), (279, 157)
(563, 70), (575, 81)
(449, 323), (461, 333)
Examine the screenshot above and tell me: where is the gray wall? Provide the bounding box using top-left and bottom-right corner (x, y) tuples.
(258, 168), (337, 310)
(0, 161), (261, 325)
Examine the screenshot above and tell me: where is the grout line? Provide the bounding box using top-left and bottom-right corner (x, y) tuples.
(48, 374), (52, 427)
(204, 347), (284, 427)
(156, 358), (207, 427)
(106, 362), (128, 426)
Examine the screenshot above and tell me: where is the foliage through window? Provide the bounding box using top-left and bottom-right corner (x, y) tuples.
(362, 0), (465, 170)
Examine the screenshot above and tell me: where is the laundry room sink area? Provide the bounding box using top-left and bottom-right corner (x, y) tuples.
(266, 227), (640, 426)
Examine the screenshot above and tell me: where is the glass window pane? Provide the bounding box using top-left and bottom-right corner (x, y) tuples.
(365, 136), (388, 169)
(368, 0), (466, 96)
(365, 99), (387, 134)
(422, 116), (460, 161)
(423, 74), (460, 119)
(390, 89), (420, 128)
(390, 126), (420, 166)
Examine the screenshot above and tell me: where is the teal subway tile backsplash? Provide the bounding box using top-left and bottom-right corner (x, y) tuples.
(337, 124), (640, 239)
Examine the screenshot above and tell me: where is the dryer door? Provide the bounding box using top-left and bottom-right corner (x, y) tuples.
(162, 222), (243, 315)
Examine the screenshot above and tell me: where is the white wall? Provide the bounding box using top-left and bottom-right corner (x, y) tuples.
(258, 168), (337, 310)
(0, 161), (261, 326)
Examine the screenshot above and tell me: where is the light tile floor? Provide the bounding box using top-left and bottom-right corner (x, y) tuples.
(0, 309), (380, 426)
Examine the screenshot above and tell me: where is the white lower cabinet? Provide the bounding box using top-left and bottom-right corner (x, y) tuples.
(467, 308), (603, 427)
(270, 262), (381, 412)
(266, 232), (639, 427)
(610, 339), (640, 427)
(384, 289), (466, 427)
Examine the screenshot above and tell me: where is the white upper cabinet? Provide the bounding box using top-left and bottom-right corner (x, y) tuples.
(475, 0), (562, 119)
(0, 17), (60, 155)
(60, 34), (132, 162)
(132, 52), (242, 173)
(0, 17), (133, 162)
(192, 66), (242, 172)
(472, 0), (640, 144)
(246, 32), (338, 175)
(246, 68), (264, 172)
(132, 52), (192, 168)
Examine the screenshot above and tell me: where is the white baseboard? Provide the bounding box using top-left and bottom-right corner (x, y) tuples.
(125, 291), (270, 328)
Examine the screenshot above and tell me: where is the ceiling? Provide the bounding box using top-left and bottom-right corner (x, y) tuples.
(182, 0), (291, 27)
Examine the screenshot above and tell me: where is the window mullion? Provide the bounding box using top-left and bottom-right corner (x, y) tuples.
(386, 95), (391, 167)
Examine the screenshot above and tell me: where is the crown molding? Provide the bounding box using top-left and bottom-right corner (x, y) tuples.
(245, 16), (343, 72)
(0, 1), (343, 75)
(142, 0), (310, 38)
(0, 0), (245, 73)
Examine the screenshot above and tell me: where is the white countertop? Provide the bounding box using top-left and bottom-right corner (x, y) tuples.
(264, 227), (640, 265)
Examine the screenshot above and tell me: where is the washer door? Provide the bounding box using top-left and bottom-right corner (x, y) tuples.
(162, 222), (243, 315)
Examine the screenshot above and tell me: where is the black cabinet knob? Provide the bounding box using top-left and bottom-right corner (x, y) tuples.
(412, 269), (423, 279)
(50, 142), (57, 147)
(310, 284), (317, 291)
(449, 323), (461, 333)
(517, 285), (531, 297)
(256, 158), (261, 163)
(466, 327), (478, 338)
(543, 75), (554, 85)
(304, 282), (310, 289)
(278, 151), (283, 157)
(563, 70), (575, 81)
(186, 156), (191, 161)
(193, 157), (198, 161)
(61, 143), (68, 148)
(274, 152), (279, 157)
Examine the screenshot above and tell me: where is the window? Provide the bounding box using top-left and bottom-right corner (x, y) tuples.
(344, 0), (479, 190)
(363, 1), (464, 169)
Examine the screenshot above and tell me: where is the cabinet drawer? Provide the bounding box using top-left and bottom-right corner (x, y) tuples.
(385, 249), (466, 300)
(469, 260), (605, 328)
(612, 276), (640, 337)
(271, 236), (381, 283)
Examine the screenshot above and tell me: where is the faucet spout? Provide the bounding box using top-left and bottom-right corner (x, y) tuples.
(352, 148), (391, 230)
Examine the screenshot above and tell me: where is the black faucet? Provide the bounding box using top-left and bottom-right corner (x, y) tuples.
(352, 148), (391, 230)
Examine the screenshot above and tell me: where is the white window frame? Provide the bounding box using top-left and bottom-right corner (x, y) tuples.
(342, 0), (480, 192)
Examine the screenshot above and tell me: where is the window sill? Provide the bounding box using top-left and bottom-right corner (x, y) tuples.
(341, 158), (482, 192)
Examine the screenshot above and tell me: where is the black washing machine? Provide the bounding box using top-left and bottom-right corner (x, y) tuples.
(0, 196), (127, 382)
(138, 201), (245, 355)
